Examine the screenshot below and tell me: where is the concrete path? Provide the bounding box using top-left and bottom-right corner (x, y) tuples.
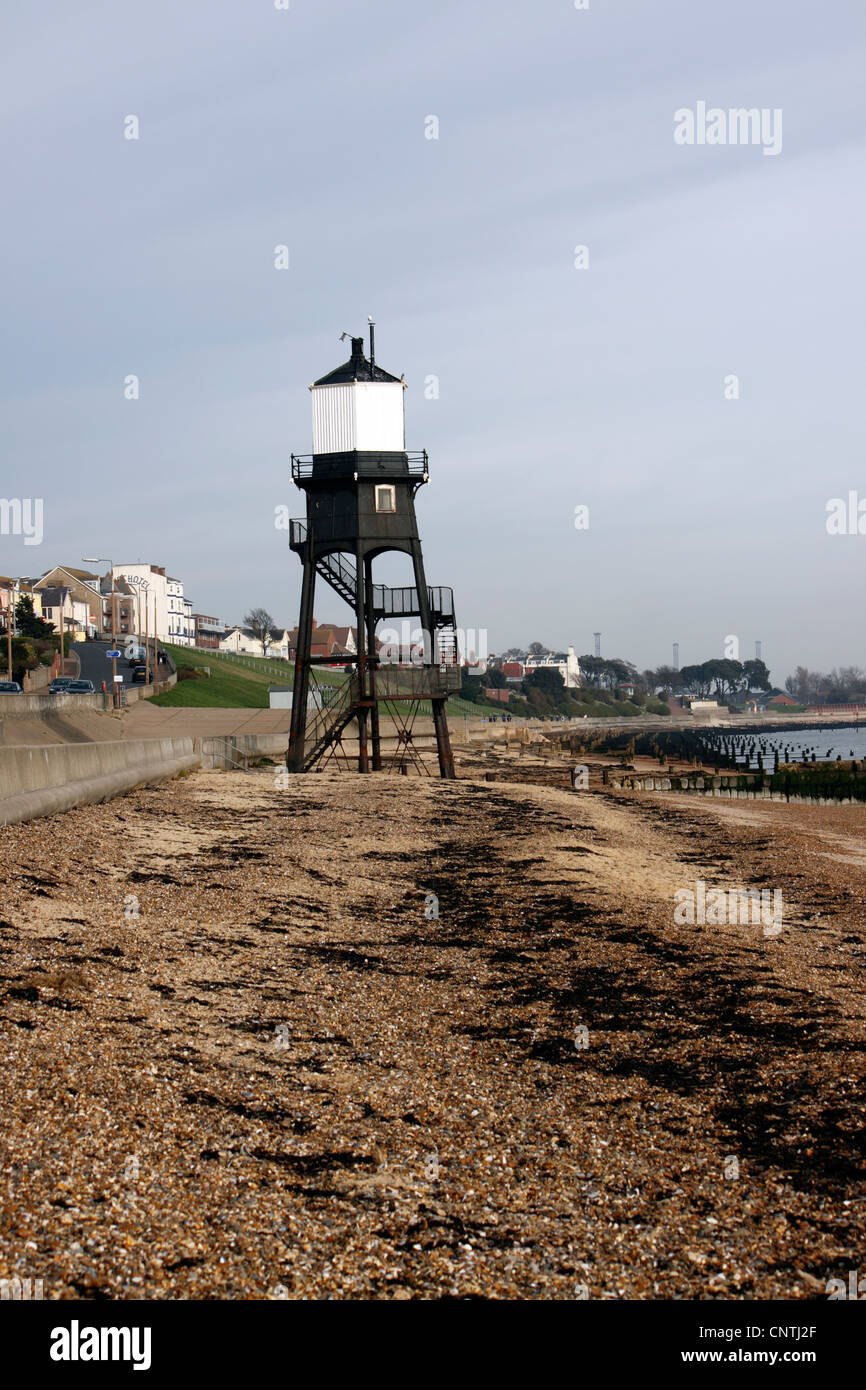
(0, 705), (292, 746)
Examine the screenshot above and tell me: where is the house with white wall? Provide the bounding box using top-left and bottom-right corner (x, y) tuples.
(524, 646), (581, 688)
(38, 588), (95, 638)
(220, 626), (282, 658)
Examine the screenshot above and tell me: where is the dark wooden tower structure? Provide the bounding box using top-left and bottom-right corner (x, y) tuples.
(286, 329), (457, 777)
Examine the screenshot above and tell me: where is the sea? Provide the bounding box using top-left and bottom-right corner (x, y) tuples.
(718, 722), (866, 769)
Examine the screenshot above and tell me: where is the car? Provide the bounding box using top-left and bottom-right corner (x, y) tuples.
(0, 680), (22, 693)
(49, 677), (74, 693)
(127, 646), (147, 667)
(131, 667), (150, 684)
(65, 679), (96, 694)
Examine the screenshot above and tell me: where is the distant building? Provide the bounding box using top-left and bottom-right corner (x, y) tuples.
(113, 563), (193, 644)
(806, 701), (866, 715)
(193, 614), (226, 649)
(767, 693), (798, 708)
(284, 621), (357, 662)
(220, 626), (282, 657)
(35, 567), (103, 634)
(500, 661), (525, 681)
(103, 575), (137, 640)
(218, 628), (296, 658)
(0, 577), (44, 630)
(38, 587), (95, 638)
(523, 646), (581, 688)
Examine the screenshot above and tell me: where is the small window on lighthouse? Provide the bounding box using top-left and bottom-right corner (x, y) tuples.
(375, 485), (396, 514)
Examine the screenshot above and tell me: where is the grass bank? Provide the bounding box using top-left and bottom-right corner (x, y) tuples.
(149, 645), (505, 715)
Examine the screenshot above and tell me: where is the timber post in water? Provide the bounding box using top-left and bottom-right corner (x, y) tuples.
(286, 328), (457, 777)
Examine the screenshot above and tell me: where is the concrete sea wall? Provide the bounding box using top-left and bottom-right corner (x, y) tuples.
(0, 673), (176, 720)
(0, 737), (199, 826)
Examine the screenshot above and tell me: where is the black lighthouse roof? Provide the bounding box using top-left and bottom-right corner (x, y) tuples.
(313, 336), (402, 386)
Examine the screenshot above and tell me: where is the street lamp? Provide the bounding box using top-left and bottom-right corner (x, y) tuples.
(83, 556), (119, 705)
(5, 577), (20, 681)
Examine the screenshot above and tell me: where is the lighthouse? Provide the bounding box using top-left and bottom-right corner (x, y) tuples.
(286, 328), (458, 776)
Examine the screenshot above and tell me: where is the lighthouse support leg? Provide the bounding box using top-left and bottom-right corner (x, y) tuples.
(410, 539), (455, 780)
(355, 542), (369, 773)
(364, 555), (382, 771)
(287, 548), (316, 772)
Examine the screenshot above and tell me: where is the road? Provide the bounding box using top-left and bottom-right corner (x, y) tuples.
(72, 639), (166, 690)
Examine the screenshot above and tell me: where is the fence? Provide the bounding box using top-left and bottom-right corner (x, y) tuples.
(179, 645), (347, 686)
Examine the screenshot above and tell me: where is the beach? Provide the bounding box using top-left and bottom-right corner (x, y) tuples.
(0, 750), (863, 1299)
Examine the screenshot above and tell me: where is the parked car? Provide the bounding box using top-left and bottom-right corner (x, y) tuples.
(65, 679), (96, 694)
(131, 667), (150, 684)
(49, 677), (74, 693)
(0, 680), (22, 693)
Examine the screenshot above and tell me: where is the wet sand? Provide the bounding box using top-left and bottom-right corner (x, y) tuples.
(0, 752), (863, 1299)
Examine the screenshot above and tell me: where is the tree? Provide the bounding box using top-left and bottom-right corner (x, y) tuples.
(460, 670), (485, 703)
(524, 667), (565, 700)
(707, 658), (744, 701)
(839, 666), (866, 694)
(527, 641), (548, 657)
(578, 656), (637, 691)
(785, 666), (821, 704)
(486, 667), (507, 689)
(244, 608), (276, 657)
(648, 665), (679, 694)
(679, 663), (714, 698)
(9, 637), (40, 685)
(606, 658), (638, 690)
(742, 658), (772, 692)
(578, 655), (605, 688)
(14, 595), (55, 639)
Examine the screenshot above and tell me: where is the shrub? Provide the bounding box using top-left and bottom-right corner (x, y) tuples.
(645, 697), (670, 715)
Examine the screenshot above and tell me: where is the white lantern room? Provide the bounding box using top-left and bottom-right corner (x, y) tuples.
(310, 335), (406, 454)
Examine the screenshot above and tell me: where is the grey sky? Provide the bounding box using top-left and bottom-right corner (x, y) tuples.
(2, 0), (864, 684)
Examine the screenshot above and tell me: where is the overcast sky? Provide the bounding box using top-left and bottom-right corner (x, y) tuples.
(2, 0), (864, 684)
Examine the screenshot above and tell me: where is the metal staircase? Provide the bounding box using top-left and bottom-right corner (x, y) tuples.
(298, 676), (358, 772)
(316, 550), (356, 609)
(290, 521), (457, 650)
(288, 522), (460, 772)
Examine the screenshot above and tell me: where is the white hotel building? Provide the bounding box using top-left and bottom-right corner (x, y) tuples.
(523, 646), (582, 688)
(113, 563), (194, 646)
